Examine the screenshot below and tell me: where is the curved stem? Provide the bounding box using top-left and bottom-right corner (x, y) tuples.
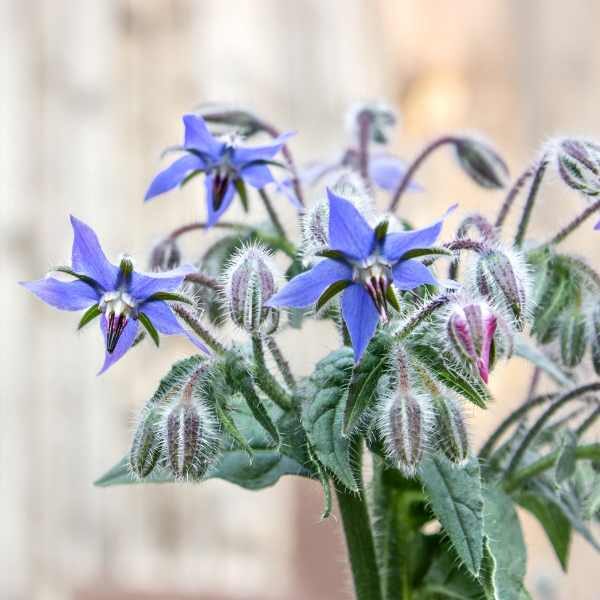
(495, 165), (534, 227)
(478, 393), (554, 460)
(514, 157), (549, 247)
(251, 336), (292, 410)
(542, 198), (600, 246)
(388, 136), (459, 213)
(184, 272), (221, 291)
(167, 221), (241, 241)
(259, 188), (287, 238)
(266, 336), (296, 389)
(504, 382), (600, 477)
(504, 443), (600, 493)
(576, 404), (600, 438)
(335, 445), (383, 600)
(173, 305), (226, 354)
(357, 110), (373, 183)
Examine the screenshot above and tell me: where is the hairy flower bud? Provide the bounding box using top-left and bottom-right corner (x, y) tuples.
(591, 303), (600, 376)
(560, 309), (587, 368)
(149, 237), (181, 272)
(474, 249), (529, 330)
(346, 101), (397, 145)
(447, 302), (497, 383)
(433, 395), (469, 465)
(223, 244), (278, 334)
(555, 138), (600, 197)
(378, 387), (431, 477)
(454, 137), (509, 189)
(129, 403), (161, 478)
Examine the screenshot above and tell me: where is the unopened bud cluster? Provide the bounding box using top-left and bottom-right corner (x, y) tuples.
(129, 362), (220, 481)
(223, 244), (279, 334)
(553, 137), (600, 197)
(149, 237), (182, 272)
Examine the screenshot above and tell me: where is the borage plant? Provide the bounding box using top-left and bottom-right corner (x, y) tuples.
(22, 103), (600, 599)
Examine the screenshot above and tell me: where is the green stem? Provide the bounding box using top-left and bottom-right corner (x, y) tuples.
(265, 336), (296, 389)
(542, 198), (600, 246)
(184, 272), (221, 291)
(505, 382), (600, 477)
(514, 157), (549, 247)
(576, 405), (600, 438)
(259, 188), (287, 239)
(495, 165), (534, 227)
(395, 295), (450, 341)
(335, 472), (383, 600)
(389, 136), (459, 212)
(251, 336), (292, 410)
(504, 443), (600, 493)
(172, 306), (226, 354)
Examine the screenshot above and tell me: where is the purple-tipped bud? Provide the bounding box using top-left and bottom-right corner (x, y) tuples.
(448, 302), (497, 383)
(555, 138), (600, 197)
(302, 199), (329, 259)
(224, 245), (278, 334)
(433, 395), (469, 465)
(149, 238), (181, 272)
(454, 137), (509, 189)
(346, 101), (397, 145)
(475, 249), (529, 330)
(378, 388), (430, 478)
(129, 404), (161, 478)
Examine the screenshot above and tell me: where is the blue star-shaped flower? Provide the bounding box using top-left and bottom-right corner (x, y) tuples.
(20, 216), (208, 374)
(144, 114), (297, 226)
(267, 190), (453, 361)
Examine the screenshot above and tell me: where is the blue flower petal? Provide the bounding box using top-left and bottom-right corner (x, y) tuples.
(392, 259), (438, 290)
(182, 114), (222, 156)
(97, 316), (139, 375)
(20, 277), (99, 310)
(266, 259), (352, 309)
(232, 131), (294, 166)
(129, 265), (194, 303)
(240, 163), (275, 189)
(144, 154), (205, 202)
(383, 205), (456, 262)
(370, 154), (422, 192)
(341, 283), (380, 361)
(141, 300), (209, 353)
(205, 175), (236, 227)
(327, 189), (375, 260)
(69, 216), (119, 291)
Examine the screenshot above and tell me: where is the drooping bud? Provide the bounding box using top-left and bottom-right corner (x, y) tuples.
(453, 137), (509, 189)
(149, 237), (181, 272)
(474, 248), (529, 330)
(160, 373), (219, 480)
(346, 101), (397, 145)
(223, 244), (278, 334)
(555, 138), (600, 197)
(447, 302), (498, 383)
(591, 303), (600, 375)
(129, 403), (161, 478)
(432, 395), (469, 465)
(560, 309), (587, 368)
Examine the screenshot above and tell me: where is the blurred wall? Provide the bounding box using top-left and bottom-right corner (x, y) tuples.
(2, 1), (599, 599)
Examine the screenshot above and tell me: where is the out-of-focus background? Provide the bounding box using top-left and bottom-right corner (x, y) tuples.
(2, 1), (600, 599)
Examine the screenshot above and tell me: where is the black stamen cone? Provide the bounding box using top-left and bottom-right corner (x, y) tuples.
(106, 312), (128, 353)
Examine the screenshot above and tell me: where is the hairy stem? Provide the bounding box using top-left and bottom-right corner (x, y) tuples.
(505, 382), (600, 477)
(543, 198), (600, 246)
(389, 136), (459, 212)
(173, 305), (226, 354)
(167, 221), (241, 241)
(395, 295), (450, 340)
(357, 110), (373, 183)
(504, 443), (600, 493)
(259, 188), (287, 239)
(514, 158), (549, 247)
(335, 445), (383, 600)
(251, 336), (293, 410)
(576, 405), (600, 438)
(495, 165), (534, 227)
(184, 272), (221, 291)
(266, 336), (296, 389)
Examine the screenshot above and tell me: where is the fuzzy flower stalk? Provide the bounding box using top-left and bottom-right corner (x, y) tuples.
(20, 216), (208, 373)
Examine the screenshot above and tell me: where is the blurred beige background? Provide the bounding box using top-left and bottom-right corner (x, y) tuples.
(2, 1), (600, 599)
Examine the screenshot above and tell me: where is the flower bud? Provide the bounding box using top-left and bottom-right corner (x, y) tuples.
(555, 138), (600, 197)
(591, 303), (600, 375)
(129, 403), (161, 478)
(162, 394), (219, 480)
(149, 237), (181, 272)
(378, 388), (431, 477)
(454, 137), (509, 189)
(223, 244), (278, 334)
(447, 302), (497, 383)
(433, 395), (469, 465)
(560, 309), (587, 368)
(475, 249), (529, 330)
(346, 101), (397, 145)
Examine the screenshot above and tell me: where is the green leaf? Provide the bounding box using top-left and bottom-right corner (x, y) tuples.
(419, 453), (484, 576)
(53, 265), (99, 289)
(555, 430), (578, 484)
(146, 291), (193, 305)
(316, 249), (347, 261)
(301, 348), (358, 492)
(234, 178), (249, 212)
(411, 345), (491, 409)
(481, 485), (527, 600)
(344, 334), (392, 434)
(77, 304), (102, 330)
(401, 246), (453, 260)
(138, 312), (160, 347)
(316, 280), (352, 312)
(516, 492), (571, 570)
(513, 336), (572, 386)
(240, 386), (280, 447)
(214, 400), (254, 458)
